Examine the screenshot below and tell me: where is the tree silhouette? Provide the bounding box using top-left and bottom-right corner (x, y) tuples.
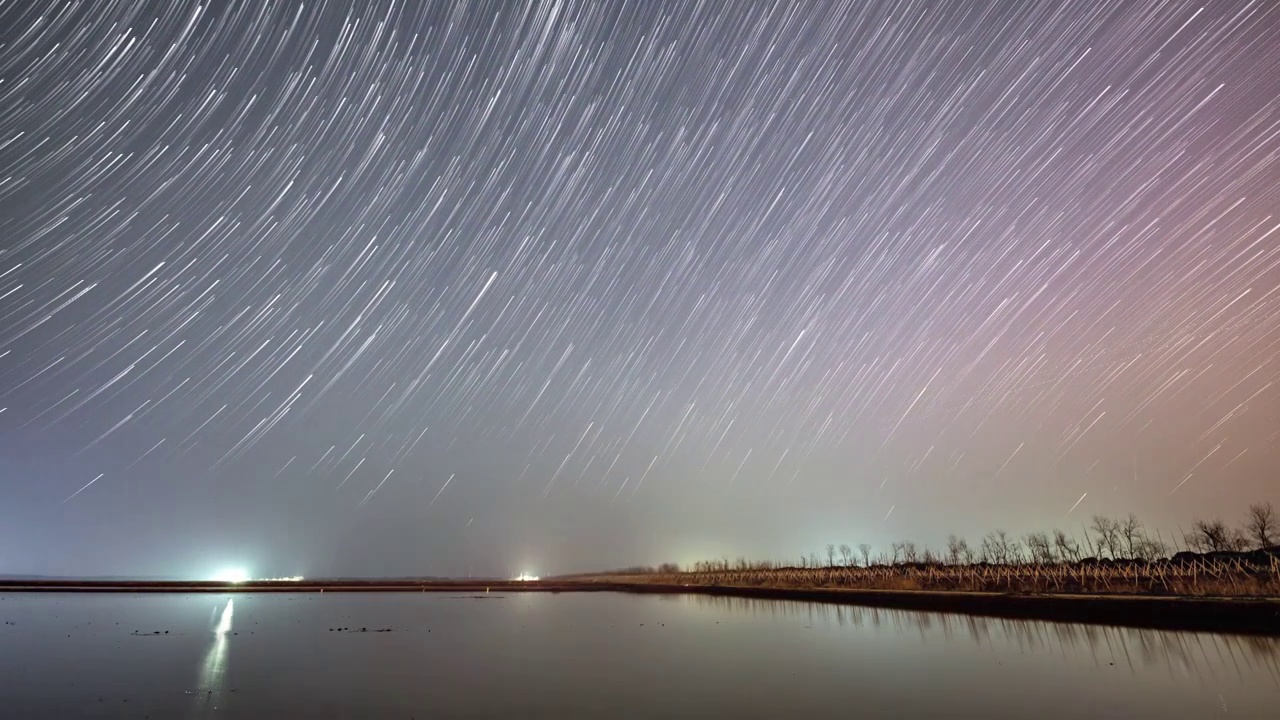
(1244, 502), (1277, 549)
(1053, 529), (1081, 562)
(1090, 516), (1122, 559)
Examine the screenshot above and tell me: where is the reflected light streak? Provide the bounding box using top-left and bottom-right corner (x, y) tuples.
(192, 598), (234, 711)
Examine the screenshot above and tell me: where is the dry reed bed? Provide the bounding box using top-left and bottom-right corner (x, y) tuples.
(619, 556), (1280, 597)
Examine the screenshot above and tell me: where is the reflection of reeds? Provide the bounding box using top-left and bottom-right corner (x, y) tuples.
(626, 554), (1280, 597)
(684, 593), (1280, 681)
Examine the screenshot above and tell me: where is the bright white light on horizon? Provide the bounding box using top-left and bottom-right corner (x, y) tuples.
(211, 568), (250, 584)
(514, 572), (540, 581)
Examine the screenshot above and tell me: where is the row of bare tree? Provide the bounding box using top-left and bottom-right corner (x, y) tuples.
(667, 502), (1276, 573)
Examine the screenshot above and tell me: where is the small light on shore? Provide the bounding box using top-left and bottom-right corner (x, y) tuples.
(514, 572), (539, 581)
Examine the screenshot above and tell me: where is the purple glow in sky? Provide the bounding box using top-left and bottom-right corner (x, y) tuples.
(1, 1), (1278, 577)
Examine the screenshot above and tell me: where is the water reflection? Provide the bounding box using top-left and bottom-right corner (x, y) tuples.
(685, 594), (1280, 684)
(1, 592), (1275, 717)
(191, 597), (234, 714)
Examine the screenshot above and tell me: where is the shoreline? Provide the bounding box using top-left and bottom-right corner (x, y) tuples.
(3, 579), (1278, 636)
(600, 581), (1280, 636)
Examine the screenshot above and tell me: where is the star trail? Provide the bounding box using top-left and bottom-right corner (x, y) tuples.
(2, 1), (1279, 577)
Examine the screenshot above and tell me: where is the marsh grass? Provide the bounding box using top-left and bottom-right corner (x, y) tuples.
(607, 553), (1280, 597)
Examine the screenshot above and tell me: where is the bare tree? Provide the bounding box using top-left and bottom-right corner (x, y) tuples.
(922, 547), (940, 565)
(901, 541), (919, 564)
(1024, 532), (1055, 564)
(658, 562), (680, 574)
(982, 530), (1020, 564)
(1119, 514), (1146, 560)
(1185, 519), (1246, 552)
(1053, 529), (1081, 563)
(1090, 516), (1122, 559)
(1134, 537), (1168, 561)
(838, 543), (854, 567)
(808, 552), (821, 569)
(1244, 502), (1277, 549)
(1004, 530), (1023, 563)
(1080, 523), (1098, 558)
(946, 535), (968, 565)
(890, 542), (904, 564)
(826, 544), (837, 568)
(1181, 527), (1203, 553)
(858, 543), (872, 567)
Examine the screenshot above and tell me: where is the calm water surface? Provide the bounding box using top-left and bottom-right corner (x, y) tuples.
(1, 592), (1277, 718)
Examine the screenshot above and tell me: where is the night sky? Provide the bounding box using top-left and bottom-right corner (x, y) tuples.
(2, 1), (1279, 579)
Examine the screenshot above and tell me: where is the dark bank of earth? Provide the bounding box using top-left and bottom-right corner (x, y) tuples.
(593, 581), (1280, 636)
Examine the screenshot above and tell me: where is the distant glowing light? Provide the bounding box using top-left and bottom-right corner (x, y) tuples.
(263, 575), (304, 582)
(514, 572), (540, 581)
(211, 568), (250, 584)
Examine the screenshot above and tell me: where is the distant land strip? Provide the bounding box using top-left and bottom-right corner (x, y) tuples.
(1, 578), (1278, 636)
